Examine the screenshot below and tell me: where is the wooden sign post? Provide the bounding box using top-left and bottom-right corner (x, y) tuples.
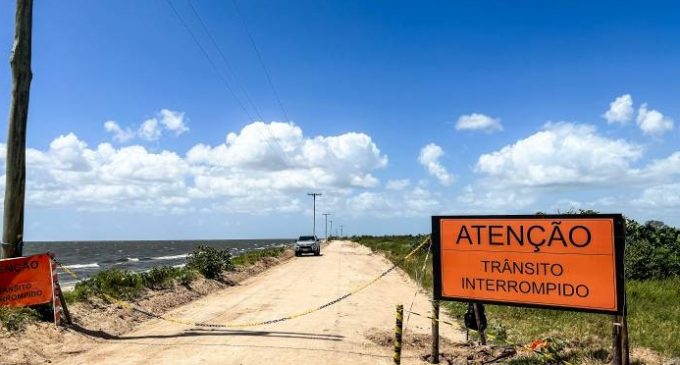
(431, 214), (627, 364)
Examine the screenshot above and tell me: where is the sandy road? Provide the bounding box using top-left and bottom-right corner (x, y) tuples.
(59, 241), (464, 365)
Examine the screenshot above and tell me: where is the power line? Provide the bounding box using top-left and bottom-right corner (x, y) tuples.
(164, 0), (256, 123)
(231, 0), (290, 122)
(165, 0), (290, 165)
(186, 0), (265, 122)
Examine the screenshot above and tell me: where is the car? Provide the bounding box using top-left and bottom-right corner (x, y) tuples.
(294, 235), (320, 256)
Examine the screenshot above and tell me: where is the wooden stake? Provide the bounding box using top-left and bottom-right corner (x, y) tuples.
(2, 0), (33, 259)
(612, 315), (622, 365)
(431, 300), (439, 364)
(394, 304), (403, 365)
(621, 307), (630, 365)
(473, 303), (487, 345)
(58, 289), (73, 325)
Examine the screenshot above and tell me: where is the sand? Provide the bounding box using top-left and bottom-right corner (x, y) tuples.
(49, 240), (465, 365)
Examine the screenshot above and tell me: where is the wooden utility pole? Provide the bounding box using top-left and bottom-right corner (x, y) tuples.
(307, 192), (322, 237)
(322, 213), (330, 241)
(2, 0), (33, 259)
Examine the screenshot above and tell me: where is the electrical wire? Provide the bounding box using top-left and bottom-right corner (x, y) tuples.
(164, 0), (256, 123)
(186, 0), (265, 123)
(165, 0), (291, 165)
(231, 0), (290, 122)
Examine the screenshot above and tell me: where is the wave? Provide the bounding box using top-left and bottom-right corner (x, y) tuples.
(62, 263), (100, 269)
(127, 257), (140, 262)
(151, 254), (189, 261)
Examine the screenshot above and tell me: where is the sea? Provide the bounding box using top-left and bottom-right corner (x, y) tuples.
(23, 239), (294, 288)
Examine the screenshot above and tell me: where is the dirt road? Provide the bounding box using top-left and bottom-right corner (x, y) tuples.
(59, 240), (464, 365)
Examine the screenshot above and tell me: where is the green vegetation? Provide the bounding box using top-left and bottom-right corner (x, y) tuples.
(65, 266), (201, 303)
(625, 218), (680, 280)
(354, 224), (680, 358)
(186, 245), (234, 279)
(232, 246), (286, 267)
(0, 306), (39, 332)
(64, 245), (288, 303)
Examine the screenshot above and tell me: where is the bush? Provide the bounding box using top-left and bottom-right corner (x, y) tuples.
(140, 266), (198, 289)
(186, 245), (234, 279)
(69, 265), (203, 302)
(625, 218), (680, 280)
(232, 247), (285, 267)
(71, 268), (144, 301)
(0, 306), (39, 332)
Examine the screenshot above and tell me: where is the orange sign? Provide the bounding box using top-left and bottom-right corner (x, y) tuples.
(0, 253), (55, 307)
(432, 215), (625, 314)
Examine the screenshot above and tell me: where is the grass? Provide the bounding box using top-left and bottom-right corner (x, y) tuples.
(354, 235), (680, 358)
(0, 306), (39, 332)
(64, 245), (288, 304)
(232, 246), (286, 267)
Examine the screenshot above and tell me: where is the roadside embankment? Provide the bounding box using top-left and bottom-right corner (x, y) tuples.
(0, 246), (293, 365)
(354, 234), (680, 365)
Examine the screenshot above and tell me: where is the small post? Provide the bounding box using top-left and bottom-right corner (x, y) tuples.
(473, 303), (487, 345)
(612, 315), (622, 365)
(394, 304), (403, 365)
(430, 300), (440, 364)
(621, 305), (630, 365)
(58, 289), (73, 325)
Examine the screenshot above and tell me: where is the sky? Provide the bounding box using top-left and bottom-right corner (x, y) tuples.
(0, 0), (679, 241)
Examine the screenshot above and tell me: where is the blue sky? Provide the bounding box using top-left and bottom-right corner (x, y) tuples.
(0, 1), (679, 240)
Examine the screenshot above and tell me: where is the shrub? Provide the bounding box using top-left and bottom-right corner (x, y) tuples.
(0, 306), (39, 332)
(187, 245), (234, 279)
(232, 247), (285, 267)
(141, 267), (186, 289)
(625, 218), (680, 280)
(71, 268), (144, 301)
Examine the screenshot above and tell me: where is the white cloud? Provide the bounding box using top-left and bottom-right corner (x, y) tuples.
(104, 109), (189, 143)
(187, 122), (387, 193)
(418, 143), (454, 186)
(457, 185), (536, 212)
(475, 122), (644, 187)
(602, 94), (634, 124)
(634, 183), (680, 208)
(637, 103), (674, 137)
(386, 179), (410, 190)
(455, 113), (503, 133)
(3, 122), (388, 214)
(138, 118), (162, 141)
(159, 109), (189, 135)
(346, 186), (440, 217)
(104, 121), (135, 143)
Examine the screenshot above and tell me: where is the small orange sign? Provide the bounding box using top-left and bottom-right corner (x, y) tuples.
(432, 215), (625, 314)
(0, 253), (55, 307)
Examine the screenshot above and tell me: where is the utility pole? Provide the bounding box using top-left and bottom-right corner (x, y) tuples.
(2, 0), (33, 259)
(329, 220), (333, 240)
(307, 192), (322, 237)
(340, 225), (344, 237)
(322, 213), (330, 241)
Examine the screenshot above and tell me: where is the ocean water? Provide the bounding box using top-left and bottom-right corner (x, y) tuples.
(23, 239), (294, 287)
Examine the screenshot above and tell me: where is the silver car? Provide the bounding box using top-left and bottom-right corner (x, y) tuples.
(294, 235), (320, 256)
